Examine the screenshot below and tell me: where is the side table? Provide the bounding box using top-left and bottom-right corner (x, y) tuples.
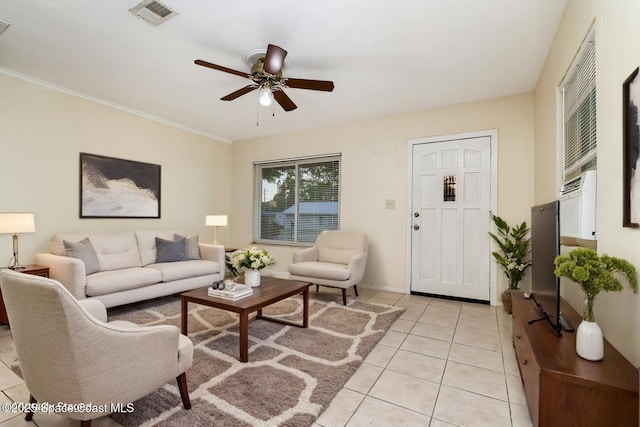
(0, 265), (50, 326)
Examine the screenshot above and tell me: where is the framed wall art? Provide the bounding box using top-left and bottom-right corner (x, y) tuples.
(623, 67), (640, 227)
(80, 153), (161, 218)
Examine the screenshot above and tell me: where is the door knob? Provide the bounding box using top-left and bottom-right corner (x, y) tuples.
(413, 224), (420, 230)
(414, 212), (420, 217)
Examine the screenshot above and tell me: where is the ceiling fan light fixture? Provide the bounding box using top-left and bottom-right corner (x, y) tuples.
(258, 87), (273, 107)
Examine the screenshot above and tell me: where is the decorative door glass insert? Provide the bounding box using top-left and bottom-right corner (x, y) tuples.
(443, 175), (456, 201)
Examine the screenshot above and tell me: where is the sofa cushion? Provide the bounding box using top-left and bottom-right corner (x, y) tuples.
(85, 267), (162, 296)
(155, 236), (185, 263)
(175, 234), (200, 260)
(316, 232), (367, 265)
(63, 238), (100, 275)
(146, 260), (220, 282)
(51, 233), (95, 255)
(135, 230), (185, 266)
(53, 232), (141, 272)
(288, 261), (351, 281)
(90, 232), (141, 271)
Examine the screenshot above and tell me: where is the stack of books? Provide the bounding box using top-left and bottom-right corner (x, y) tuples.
(207, 283), (253, 300)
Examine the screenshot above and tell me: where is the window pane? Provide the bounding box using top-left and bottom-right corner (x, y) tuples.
(564, 86), (596, 174)
(260, 165), (295, 242)
(256, 155), (341, 244)
(443, 175), (456, 202)
(561, 30), (596, 179)
(297, 161), (340, 242)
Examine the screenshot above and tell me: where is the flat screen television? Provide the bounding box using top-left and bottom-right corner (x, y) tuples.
(530, 200), (564, 336)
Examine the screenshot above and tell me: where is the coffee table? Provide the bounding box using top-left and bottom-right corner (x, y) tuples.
(180, 276), (311, 362)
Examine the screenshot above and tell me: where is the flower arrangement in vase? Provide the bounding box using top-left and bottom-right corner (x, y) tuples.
(488, 214), (531, 313)
(554, 247), (637, 360)
(228, 246), (276, 287)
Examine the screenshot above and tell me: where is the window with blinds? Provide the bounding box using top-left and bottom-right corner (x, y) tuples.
(561, 30), (596, 180)
(255, 154), (340, 244)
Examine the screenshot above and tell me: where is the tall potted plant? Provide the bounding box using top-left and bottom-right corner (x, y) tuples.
(489, 214), (531, 313)
(554, 247), (637, 360)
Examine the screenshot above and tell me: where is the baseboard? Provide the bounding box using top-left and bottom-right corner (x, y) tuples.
(260, 272), (409, 294)
(260, 270), (290, 279)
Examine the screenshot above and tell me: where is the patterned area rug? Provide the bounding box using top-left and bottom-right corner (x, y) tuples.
(107, 295), (404, 426)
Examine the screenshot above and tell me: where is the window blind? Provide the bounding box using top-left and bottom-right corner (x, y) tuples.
(561, 31), (596, 178)
(255, 154), (341, 244)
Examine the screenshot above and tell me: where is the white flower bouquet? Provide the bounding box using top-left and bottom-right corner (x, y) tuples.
(228, 246), (276, 271)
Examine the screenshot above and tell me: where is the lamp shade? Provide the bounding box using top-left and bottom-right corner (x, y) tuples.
(205, 215), (228, 227)
(0, 213), (36, 234)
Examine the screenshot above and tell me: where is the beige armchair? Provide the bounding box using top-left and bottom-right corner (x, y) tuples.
(288, 230), (368, 305)
(0, 269), (193, 427)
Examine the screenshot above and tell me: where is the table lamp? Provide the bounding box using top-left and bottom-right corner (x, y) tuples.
(205, 215), (227, 244)
(0, 212), (36, 269)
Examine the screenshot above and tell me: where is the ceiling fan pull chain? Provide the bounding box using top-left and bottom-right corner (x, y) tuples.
(256, 102), (260, 127)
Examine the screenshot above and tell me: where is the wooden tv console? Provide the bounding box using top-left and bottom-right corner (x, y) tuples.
(511, 291), (638, 426)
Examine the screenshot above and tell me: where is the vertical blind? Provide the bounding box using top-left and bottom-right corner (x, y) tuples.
(561, 30), (596, 178)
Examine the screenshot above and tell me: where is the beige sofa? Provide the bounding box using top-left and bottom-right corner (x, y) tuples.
(35, 230), (224, 308)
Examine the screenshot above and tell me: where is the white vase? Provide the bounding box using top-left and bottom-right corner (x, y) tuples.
(244, 269), (261, 287)
(576, 320), (603, 361)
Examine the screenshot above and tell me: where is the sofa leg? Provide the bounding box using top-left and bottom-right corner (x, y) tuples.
(25, 395), (36, 421)
(176, 373), (191, 409)
(342, 289), (347, 305)
(353, 285), (358, 297)
(315, 284), (319, 293)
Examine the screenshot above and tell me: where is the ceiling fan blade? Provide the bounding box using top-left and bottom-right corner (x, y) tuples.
(194, 59), (249, 78)
(221, 85), (258, 101)
(273, 90), (297, 111)
(263, 44), (288, 75)
(284, 78), (334, 92)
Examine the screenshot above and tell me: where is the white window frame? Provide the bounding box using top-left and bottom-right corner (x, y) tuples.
(560, 28), (597, 181)
(254, 153), (341, 245)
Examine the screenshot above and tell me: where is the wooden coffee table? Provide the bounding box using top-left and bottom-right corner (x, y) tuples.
(180, 276), (311, 362)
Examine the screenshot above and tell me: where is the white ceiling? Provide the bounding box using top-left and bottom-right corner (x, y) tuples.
(0, 0), (566, 142)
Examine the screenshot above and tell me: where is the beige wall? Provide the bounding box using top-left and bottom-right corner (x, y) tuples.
(534, 0), (640, 365)
(230, 93), (535, 297)
(0, 72), (232, 263)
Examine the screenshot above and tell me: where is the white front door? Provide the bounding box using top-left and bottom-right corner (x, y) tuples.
(409, 133), (494, 302)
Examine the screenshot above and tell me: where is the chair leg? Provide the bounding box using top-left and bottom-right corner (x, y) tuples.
(27, 395), (92, 426)
(25, 395), (36, 421)
(353, 285), (358, 297)
(342, 289), (347, 305)
(176, 373), (191, 409)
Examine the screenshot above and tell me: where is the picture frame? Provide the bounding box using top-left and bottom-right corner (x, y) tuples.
(623, 67), (640, 227)
(80, 153), (161, 218)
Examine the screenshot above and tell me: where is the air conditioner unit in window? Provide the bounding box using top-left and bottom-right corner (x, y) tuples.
(559, 170), (596, 240)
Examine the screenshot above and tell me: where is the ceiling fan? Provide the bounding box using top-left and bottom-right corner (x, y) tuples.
(194, 44), (334, 112)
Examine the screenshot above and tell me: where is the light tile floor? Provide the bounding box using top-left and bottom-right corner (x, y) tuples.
(0, 289), (533, 427)
(313, 289), (534, 427)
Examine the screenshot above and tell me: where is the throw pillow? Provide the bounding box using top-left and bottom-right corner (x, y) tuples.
(155, 236), (186, 263)
(64, 238), (101, 275)
(175, 234), (200, 260)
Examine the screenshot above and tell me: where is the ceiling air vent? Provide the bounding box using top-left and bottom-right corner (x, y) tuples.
(0, 19), (11, 37)
(129, 0), (177, 26)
